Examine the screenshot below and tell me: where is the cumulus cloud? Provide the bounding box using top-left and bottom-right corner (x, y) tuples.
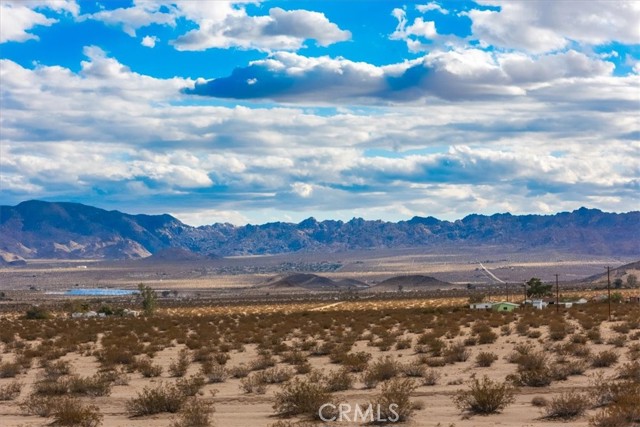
(416, 2), (449, 14)
(390, 7), (439, 52)
(82, 2), (176, 37)
(141, 35), (158, 48)
(468, 0), (640, 53)
(83, 1), (350, 51)
(1, 49), (638, 222)
(185, 49), (619, 103)
(0, 0), (78, 43)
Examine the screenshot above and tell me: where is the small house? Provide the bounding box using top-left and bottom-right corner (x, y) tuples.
(532, 300), (548, 310)
(469, 302), (494, 310)
(492, 302), (519, 312)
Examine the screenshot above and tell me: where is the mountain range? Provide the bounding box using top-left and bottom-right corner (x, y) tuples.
(0, 200), (638, 262)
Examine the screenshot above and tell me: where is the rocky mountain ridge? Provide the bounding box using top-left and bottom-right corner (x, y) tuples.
(1, 200), (638, 261)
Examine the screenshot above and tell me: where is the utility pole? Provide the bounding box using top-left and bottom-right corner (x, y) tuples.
(506, 282), (509, 302)
(555, 274), (559, 313)
(607, 266), (611, 322)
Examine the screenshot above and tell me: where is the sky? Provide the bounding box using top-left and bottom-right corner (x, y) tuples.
(0, 0), (639, 226)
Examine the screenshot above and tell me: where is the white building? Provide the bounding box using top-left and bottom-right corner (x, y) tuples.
(469, 302), (494, 310)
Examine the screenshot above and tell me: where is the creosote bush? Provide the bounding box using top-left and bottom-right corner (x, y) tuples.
(368, 378), (418, 423)
(543, 391), (589, 420)
(453, 376), (517, 414)
(126, 382), (187, 416)
(0, 381), (22, 400)
(476, 352), (498, 367)
(171, 398), (214, 427)
(273, 372), (332, 419)
(51, 397), (103, 427)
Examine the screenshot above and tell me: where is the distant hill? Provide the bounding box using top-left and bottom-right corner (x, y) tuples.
(141, 247), (204, 263)
(260, 273), (368, 291)
(584, 259), (640, 285)
(1, 200), (638, 260)
(369, 275), (451, 291)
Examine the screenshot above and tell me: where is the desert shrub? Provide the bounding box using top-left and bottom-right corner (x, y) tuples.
(99, 368), (129, 386)
(628, 343), (640, 361)
(240, 373), (267, 394)
(401, 360), (426, 377)
(169, 349), (191, 377)
(395, 337), (412, 350)
(273, 372), (332, 419)
(295, 362), (312, 375)
(592, 350), (619, 368)
(341, 351), (371, 372)
(453, 376), (517, 414)
(19, 394), (59, 417)
(608, 335), (628, 348)
(571, 334), (589, 344)
(204, 363), (228, 383)
(590, 384), (640, 427)
(176, 374), (206, 397)
(250, 355), (276, 371)
(43, 359), (73, 379)
(510, 351), (553, 387)
(213, 352), (230, 365)
(587, 328), (603, 343)
(68, 374), (112, 397)
(51, 397), (103, 427)
(281, 350), (308, 366)
(362, 356), (400, 388)
(25, 306), (50, 320)
(548, 321), (570, 341)
(424, 356), (446, 367)
(507, 343), (536, 363)
(477, 330), (498, 344)
(421, 369), (441, 386)
(126, 382), (187, 416)
(171, 398), (214, 427)
(527, 330), (542, 339)
(476, 352), (498, 367)
(369, 378), (418, 423)
(135, 356), (163, 378)
(0, 361), (21, 378)
(544, 391), (589, 420)
(229, 364), (250, 378)
(324, 368), (354, 392)
(565, 360), (589, 376)
(616, 361), (640, 382)
(0, 381), (22, 400)
(33, 376), (71, 396)
(263, 366), (295, 384)
(463, 337), (477, 346)
(531, 396), (548, 407)
(444, 342), (470, 364)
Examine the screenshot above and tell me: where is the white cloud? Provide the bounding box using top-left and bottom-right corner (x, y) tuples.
(469, 1), (640, 53)
(416, 2), (449, 14)
(390, 8), (438, 52)
(141, 35), (158, 48)
(83, 1), (350, 52)
(291, 182), (313, 198)
(1, 48), (638, 222)
(0, 0), (78, 43)
(172, 6), (350, 51)
(82, 2), (176, 37)
(187, 48), (618, 103)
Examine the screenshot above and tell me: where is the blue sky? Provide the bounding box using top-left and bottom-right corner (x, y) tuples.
(1, 0), (639, 225)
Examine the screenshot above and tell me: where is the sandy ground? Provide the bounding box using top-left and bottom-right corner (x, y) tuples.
(1, 302), (636, 427)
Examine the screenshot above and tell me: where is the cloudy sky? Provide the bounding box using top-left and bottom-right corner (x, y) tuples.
(1, 0), (639, 225)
